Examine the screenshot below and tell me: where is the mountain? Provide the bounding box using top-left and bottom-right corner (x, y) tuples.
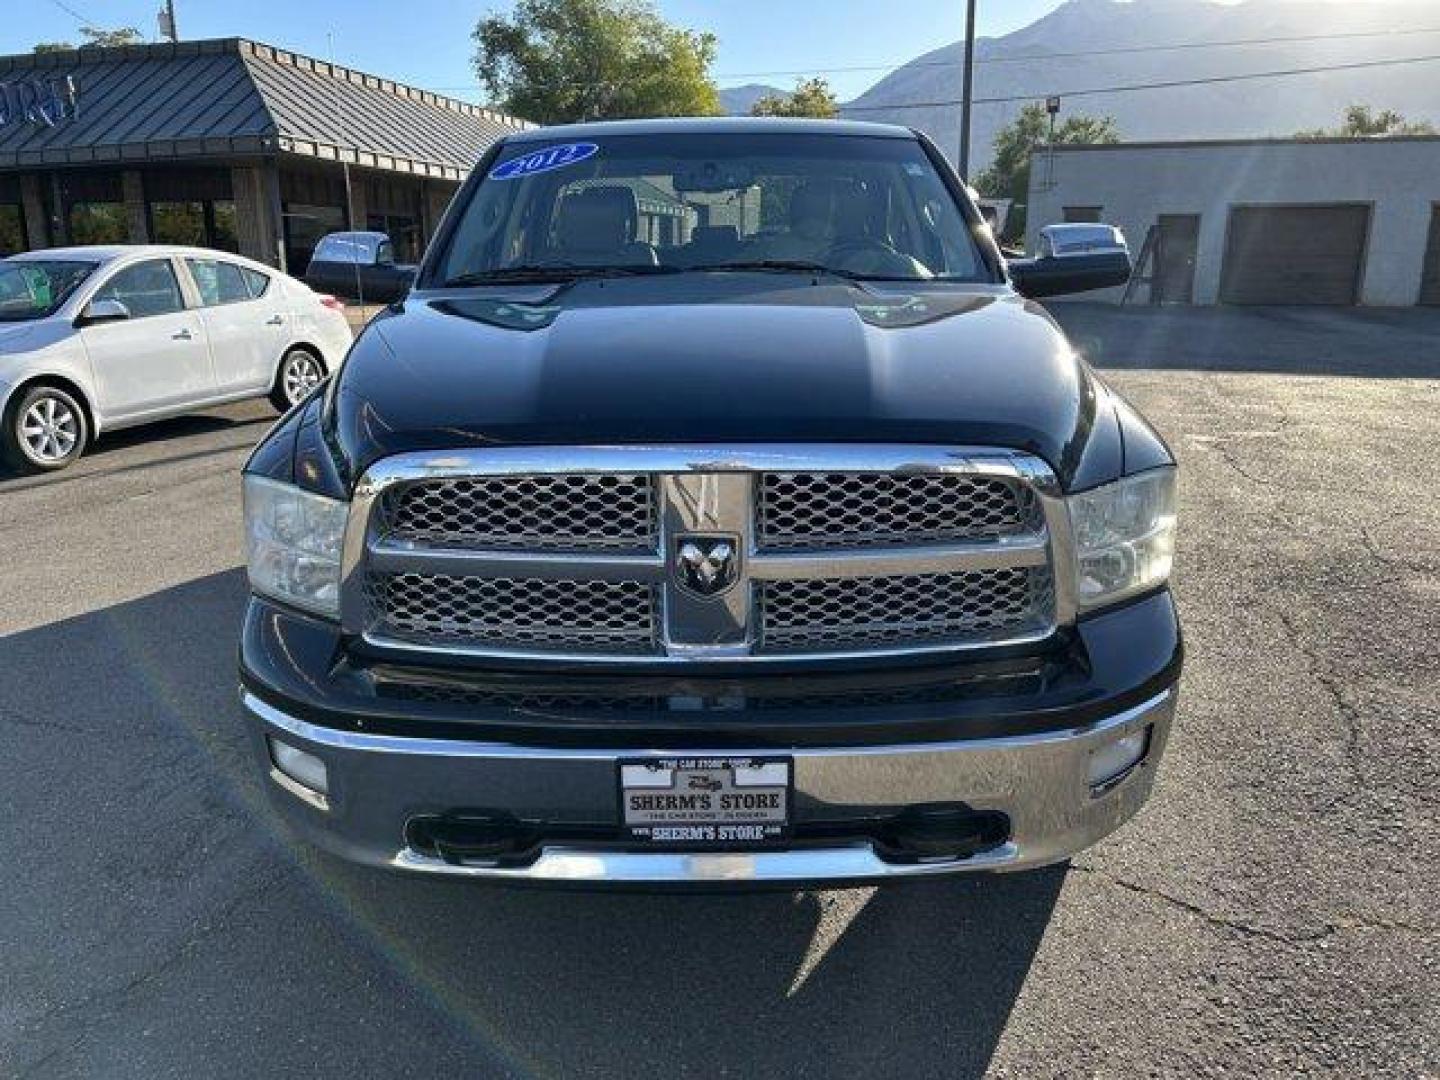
(719, 83), (785, 115)
(840, 0), (1440, 172)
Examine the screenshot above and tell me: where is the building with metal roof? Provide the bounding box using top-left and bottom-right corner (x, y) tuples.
(0, 38), (530, 271)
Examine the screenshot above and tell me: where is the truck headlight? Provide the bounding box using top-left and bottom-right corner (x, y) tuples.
(243, 475), (348, 617)
(1067, 468), (1176, 612)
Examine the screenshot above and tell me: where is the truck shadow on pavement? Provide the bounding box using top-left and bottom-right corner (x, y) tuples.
(0, 569), (1064, 1079)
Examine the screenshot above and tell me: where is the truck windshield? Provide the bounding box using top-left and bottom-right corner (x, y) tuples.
(0, 260), (97, 321)
(436, 132), (992, 285)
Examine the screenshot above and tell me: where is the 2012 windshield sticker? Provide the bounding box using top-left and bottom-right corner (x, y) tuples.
(490, 142), (599, 180)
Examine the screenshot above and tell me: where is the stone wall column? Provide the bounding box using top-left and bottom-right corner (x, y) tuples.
(344, 167), (369, 232)
(19, 174), (51, 250)
(231, 162), (285, 269)
(121, 170), (149, 243)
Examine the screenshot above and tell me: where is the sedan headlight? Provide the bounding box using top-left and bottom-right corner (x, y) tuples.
(1067, 468), (1177, 612)
(243, 475), (348, 617)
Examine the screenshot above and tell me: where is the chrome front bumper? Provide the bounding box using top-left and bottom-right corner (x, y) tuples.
(242, 687), (1176, 885)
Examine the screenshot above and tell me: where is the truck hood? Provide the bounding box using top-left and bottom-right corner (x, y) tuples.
(323, 276), (1122, 491)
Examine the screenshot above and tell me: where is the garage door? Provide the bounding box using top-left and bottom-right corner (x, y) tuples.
(1220, 205), (1370, 306)
(1419, 207), (1440, 306)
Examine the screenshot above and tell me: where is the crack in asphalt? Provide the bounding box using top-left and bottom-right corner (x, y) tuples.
(0, 702), (106, 738)
(1071, 864), (1337, 946)
(1359, 524), (1438, 577)
(13, 863), (295, 1069)
(1275, 607), (1365, 798)
(1072, 865), (1438, 945)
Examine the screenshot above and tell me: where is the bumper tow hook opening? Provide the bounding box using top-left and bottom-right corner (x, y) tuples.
(406, 814), (537, 866)
(878, 805), (1011, 863)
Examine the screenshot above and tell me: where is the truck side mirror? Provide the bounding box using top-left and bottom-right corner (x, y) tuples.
(1008, 251), (1132, 299)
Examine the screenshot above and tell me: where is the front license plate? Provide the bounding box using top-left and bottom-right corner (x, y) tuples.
(619, 756), (792, 845)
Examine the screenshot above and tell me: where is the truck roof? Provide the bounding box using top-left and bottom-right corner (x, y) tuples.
(503, 116), (917, 144)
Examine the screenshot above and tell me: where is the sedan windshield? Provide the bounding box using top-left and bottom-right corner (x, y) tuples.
(436, 133), (991, 286)
(0, 260), (97, 321)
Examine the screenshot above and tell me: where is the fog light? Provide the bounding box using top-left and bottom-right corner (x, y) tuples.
(268, 737), (329, 796)
(1087, 726), (1151, 792)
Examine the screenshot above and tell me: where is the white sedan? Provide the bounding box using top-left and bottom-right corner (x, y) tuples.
(0, 245), (353, 472)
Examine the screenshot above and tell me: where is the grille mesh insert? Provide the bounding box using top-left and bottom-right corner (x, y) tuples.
(382, 474), (656, 551)
(758, 472), (1039, 550)
(759, 567), (1053, 652)
(365, 573), (658, 654)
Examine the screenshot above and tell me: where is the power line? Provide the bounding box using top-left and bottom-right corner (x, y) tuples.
(45, 0), (96, 29)
(708, 24), (1440, 81)
(423, 24), (1440, 98)
(841, 52), (1440, 112)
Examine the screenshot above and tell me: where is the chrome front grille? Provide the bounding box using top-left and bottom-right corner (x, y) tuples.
(345, 446), (1069, 663)
(364, 572), (659, 654)
(381, 474), (655, 551)
(758, 472), (1040, 550)
(759, 567), (1054, 653)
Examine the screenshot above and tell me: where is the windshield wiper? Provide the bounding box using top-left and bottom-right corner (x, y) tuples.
(682, 260), (935, 283)
(443, 263), (683, 287)
(684, 259), (864, 279)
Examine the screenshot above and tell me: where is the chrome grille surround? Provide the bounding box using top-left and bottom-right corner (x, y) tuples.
(341, 445), (1077, 664)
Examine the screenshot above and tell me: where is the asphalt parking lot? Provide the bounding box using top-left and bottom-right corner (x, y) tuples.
(1, 304), (1436, 1078)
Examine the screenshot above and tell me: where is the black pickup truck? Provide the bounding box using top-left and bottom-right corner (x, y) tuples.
(240, 118), (1180, 886)
(302, 231), (416, 304)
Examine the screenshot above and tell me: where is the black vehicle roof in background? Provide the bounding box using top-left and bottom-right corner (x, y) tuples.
(504, 117), (917, 144)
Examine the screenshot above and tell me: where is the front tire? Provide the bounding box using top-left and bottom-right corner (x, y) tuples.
(3, 385), (88, 473)
(271, 348), (326, 412)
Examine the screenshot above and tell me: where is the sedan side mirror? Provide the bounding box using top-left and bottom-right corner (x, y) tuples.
(77, 298), (132, 326)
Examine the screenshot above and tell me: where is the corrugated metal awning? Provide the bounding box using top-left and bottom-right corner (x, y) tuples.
(0, 38), (530, 177)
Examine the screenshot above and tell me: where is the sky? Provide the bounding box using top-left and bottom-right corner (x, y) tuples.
(2, 0), (1069, 102)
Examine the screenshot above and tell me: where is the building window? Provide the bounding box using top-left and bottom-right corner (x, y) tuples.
(150, 199), (240, 252)
(68, 202), (128, 245)
(366, 212), (420, 264)
(0, 204), (24, 255)
(1063, 206), (1104, 224)
(284, 203), (346, 274)
(151, 201), (205, 245)
(212, 201), (238, 252)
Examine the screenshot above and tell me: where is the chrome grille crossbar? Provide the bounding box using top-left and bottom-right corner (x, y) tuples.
(340, 445), (1075, 664)
(364, 534), (1048, 584)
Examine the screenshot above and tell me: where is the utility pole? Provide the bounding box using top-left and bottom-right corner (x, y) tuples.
(958, 0), (977, 182)
(328, 32), (365, 307)
(1045, 95), (1061, 190)
(157, 0), (179, 42)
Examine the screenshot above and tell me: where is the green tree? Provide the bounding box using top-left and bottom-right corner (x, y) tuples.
(1296, 104), (1436, 139)
(473, 0), (720, 124)
(750, 77), (839, 119)
(33, 27), (145, 52)
(974, 102), (1119, 240)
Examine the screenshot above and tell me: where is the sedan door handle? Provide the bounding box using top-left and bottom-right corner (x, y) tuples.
(172, 328), (193, 341)
(266, 315), (285, 326)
